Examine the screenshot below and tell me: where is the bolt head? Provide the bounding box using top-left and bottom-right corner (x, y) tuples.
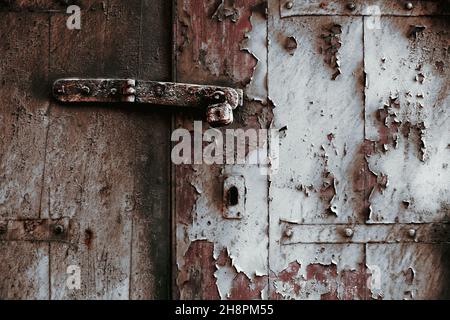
(405, 2), (413, 10)
(285, 1), (293, 9)
(408, 229), (416, 238)
(344, 228), (354, 237)
(347, 3), (356, 11)
(53, 224), (64, 235)
(80, 86), (90, 95)
(284, 228), (293, 238)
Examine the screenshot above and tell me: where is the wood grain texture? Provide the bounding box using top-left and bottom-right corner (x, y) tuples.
(0, 12), (51, 300)
(0, 0), (171, 299)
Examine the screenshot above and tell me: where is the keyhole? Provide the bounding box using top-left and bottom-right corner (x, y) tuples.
(227, 186), (239, 207)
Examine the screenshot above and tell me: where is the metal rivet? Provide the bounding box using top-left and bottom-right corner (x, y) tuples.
(344, 228), (354, 237)
(285, 1), (293, 9)
(53, 224), (64, 235)
(110, 88), (117, 95)
(124, 87), (136, 95)
(284, 228), (293, 238)
(347, 3), (356, 11)
(405, 2), (413, 10)
(408, 229), (416, 238)
(80, 85), (90, 95)
(213, 91), (224, 101)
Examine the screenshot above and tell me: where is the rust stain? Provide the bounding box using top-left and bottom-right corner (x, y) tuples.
(306, 263), (338, 300)
(340, 264), (371, 300)
(178, 240), (220, 300)
(84, 228), (94, 249)
(319, 23), (342, 80)
(177, 0), (261, 87)
(176, 165), (198, 226)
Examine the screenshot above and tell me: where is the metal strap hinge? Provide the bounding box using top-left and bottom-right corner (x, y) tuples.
(53, 79), (244, 126)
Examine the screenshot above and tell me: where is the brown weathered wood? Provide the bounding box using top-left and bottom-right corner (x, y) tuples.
(44, 3), (133, 299)
(0, 12), (49, 219)
(0, 241), (49, 299)
(0, 12), (51, 300)
(129, 0), (172, 300)
(41, 0), (171, 299)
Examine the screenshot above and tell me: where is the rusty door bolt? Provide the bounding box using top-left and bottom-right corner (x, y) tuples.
(285, 1), (293, 9)
(80, 85), (90, 95)
(344, 228), (354, 237)
(405, 2), (413, 10)
(53, 224), (65, 235)
(407, 229), (416, 238)
(346, 3), (356, 11)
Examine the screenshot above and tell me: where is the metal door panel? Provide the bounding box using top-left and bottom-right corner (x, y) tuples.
(364, 17), (450, 224)
(366, 244), (450, 299)
(267, 0), (449, 300)
(268, 14), (365, 223)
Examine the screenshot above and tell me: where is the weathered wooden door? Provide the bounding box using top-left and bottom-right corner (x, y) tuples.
(174, 0), (449, 300)
(1, 0), (449, 300)
(1, 1), (172, 299)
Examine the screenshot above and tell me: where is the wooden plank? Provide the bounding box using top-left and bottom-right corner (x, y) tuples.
(0, 12), (49, 219)
(45, 0), (172, 300)
(44, 1), (137, 299)
(0, 12), (51, 300)
(129, 0), (172, 300)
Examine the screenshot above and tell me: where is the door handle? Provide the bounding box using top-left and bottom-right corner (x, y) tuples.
(53, 79), (243, 127)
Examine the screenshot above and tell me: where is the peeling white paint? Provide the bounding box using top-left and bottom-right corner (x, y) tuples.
(241, 7), (268, 104)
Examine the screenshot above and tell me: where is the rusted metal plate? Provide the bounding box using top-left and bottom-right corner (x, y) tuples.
(280, 222), (450, 244)
(0, 218), (71, 242)
(364, 17), (450, 224)
(280, 0), (450, 17)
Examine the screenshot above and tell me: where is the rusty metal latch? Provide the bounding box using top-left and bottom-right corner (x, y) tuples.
(53, 79), (243, 126)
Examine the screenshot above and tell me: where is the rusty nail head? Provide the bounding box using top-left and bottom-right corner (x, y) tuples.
(285, 1), (293, 9)
(53, 224), (64, 235)
(344, 228), (354, 237)
(284, 228), (293, 238)
(405, 2), (413, 10)
(213, 91), (224, 101)
(347, 3), (356, 11)
(408, 229), (416, 238)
